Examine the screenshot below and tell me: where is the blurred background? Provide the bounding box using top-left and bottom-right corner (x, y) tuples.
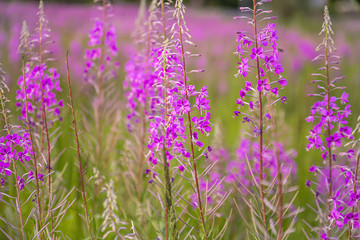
(3, 0), (360, 13)
(0, 0), (360, 239)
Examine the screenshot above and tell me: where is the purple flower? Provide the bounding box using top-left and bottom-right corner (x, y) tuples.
(321, 233), (329, 240)
(16, 64), (63, 122)
(0, 132), (33, 188)
(271, 87), (279, 96)
(309, 165), (318, 173)
(175, 99), (191, 116)
(329, 203), (344, 228)
(237, 58), (249, 77)
(278, 78), (287, 87)
(326, 133), (342, 148)
(240, 89), (246, 99)
(17, 176), (25, 191)
(340, 92), (349, 104)
(195, 95), (210, 115)
(249, 101), (254, 110)
(250, 47), (265, 60)
(344, 212), (359, 229)
(85, 3), (118, 83)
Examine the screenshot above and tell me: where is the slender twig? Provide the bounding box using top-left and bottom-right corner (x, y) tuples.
(176, 2), (207, 238)
(66, 53), (94, 240)
(38, 3), (54, 237)
(22, 59), (44, 240)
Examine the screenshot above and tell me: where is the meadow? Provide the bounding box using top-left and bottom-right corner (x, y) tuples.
(0, 0), (360, 239)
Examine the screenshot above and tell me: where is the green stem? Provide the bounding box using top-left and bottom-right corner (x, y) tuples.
(66, 54), (94, 240)
(176, 2), (207, 238)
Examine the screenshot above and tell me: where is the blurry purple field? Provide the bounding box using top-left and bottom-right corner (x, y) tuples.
(0, 0), (360, 239)
(1, 2), (359, 81)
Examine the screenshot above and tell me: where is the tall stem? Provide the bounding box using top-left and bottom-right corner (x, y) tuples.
(161, 2), (177, 239)
(96, 0), (107, 169)
(66, 54), (94, 240)
(22, 59), (44, 240)
(39, 65), (53, 239)
(38, 8), (54, 238)
(253, 0), (267, 235)
(176, 4), (207, 238)
(268, 94), (283, 239)
(0, 87), (25, 240)
(93, 0), (107, 208)
(324, 23), (333, 231)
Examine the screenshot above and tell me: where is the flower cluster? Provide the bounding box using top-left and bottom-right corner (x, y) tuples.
(306, 94), (352, 155)
(146, 43), (212, 176)
(207, 139), (297, 191)
(305, 6), (357, 237)
(232, 2), (299, 237)
(147, 46), (186, 168)
(16, 63), (63, 122)
(236, 139), (296, 184)
(124, 40), (160, 129)
(310, 164), (360, 237)
(234, 7), (287, 134)
(123, 1), (161, 130)
(16, 1), (63, 124)
(306, 6), (353, 159)
(84, 4), (119, 83)
(0, 133), (34, 189)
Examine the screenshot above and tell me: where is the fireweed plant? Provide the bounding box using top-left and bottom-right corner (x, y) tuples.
(304, 6), (357, 239)
(82, 1), (122, 233)
(13, 1), (74, 239)
(123, 0), (161, 200)
(233, 0), (301, 238)
(83, 0), (121, 174)
(121, 2), (178, 237)
(0, 64), (31, 239)
(82, 0), (126, 238)
(142, 0), (231, 239)
(125, 0), (182, 238)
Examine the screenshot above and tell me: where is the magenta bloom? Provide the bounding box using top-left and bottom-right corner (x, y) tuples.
(0, 133), (33, 189)
(175, 99), (191, 116)
(237, 58), (249, 77)
(16, 64), (62, 122)
(250, 47), (265, 60)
